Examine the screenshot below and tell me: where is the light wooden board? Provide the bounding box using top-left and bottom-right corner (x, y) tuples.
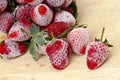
(0, 0), (120, 80)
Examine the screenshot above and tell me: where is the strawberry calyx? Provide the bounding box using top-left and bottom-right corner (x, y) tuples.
(95, 27), (113, 47)
(22, 23), (49, 61)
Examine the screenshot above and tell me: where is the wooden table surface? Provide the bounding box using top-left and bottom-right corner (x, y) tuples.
(0, 0), (120, 80)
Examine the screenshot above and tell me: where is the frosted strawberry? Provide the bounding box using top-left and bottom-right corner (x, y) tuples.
(67, 27), (90, 55)
(29, 0), (43, 5)
(15, 0), (43, 5)
(62, 0), (72, 8)
(0, 0), (7, 13)
(47, 22), (70, 37)
(45, 0), (65, 7)
(30, 4), (53, 26)
(0, 39), (27, 59)
(86, 28), (113, 69)
(46, 39), (70, 70)
(0, 12), (13, 33)
(8, 19), (32, 41)
(54, 10), (76, 26)
(16, 4), (32, 20)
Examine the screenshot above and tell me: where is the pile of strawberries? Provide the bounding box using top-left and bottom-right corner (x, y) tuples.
(0, 0), (113, 70)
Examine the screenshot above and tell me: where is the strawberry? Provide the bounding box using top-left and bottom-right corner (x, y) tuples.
(28, 0), (43, 5)
(54, 10), (76, 26)
(67, 27), (90, 55)
(46, 39), (70, 70)
(0, 0), (7, 13)
(8, 19), (32, 41)
(0, 12), (13, 33)
(16, 4), (32, 20)
(45, 0), (65, 7)
(15, 0), (43, 5)
(62, 0), (72, 8)
(47, 22), (70, 37)
(30, 4), (53, 26)
(0, 39), (27, 59)
(86, 28), (113, 69)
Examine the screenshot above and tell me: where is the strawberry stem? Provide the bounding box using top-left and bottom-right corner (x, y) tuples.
(0, 55), (3, 59)
(21, 28), (33, 37)
(101, 27), (105, 41)
(51, 32), (56, 43)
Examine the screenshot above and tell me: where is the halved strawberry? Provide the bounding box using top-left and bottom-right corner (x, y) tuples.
(47, 22), (70, 37)
(46, 39), (70, 70)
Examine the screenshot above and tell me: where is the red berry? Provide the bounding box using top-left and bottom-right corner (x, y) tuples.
(86, 41), (108, 69)
(38, 5), (47, 15)
(46, 39), (70, 70)
(47, 22), (70, 37)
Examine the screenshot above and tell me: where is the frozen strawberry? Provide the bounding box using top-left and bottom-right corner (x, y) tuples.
(15, 0), (43, 5)
(16, 4), (32, 20)
(54, 10), (76, 26)
(0, 0), (7, 13)
(30, 4), (53, 26)
(0, 12), (13, 33)
(29, 0), (43, 5)
(45, 0), (65, 7)
(86, 28), (113, 69)
(47, 22), (70, 37)
(46, 39), (70, 70)
(62, 0), (72, 8)
(86, 41), (108, 69)
(8, 19), (32, 41)
(0, 39), (27, 59)
(67, 27), (90, 55)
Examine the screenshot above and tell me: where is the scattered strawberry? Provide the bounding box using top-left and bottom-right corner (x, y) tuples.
(0, 0), (8, 13)
(46, 39), (70, 70)
(8, 19), (32, 41)
(30, 4), (53, 26)
(16, 4), (32, 20)
(62, 0), (72, 8)
(0, 12), (13, 33)
(86, 28), (113, 69)
(47, 22), (70, 37)
(54, 10), (76, 26)
(45, 0), (65, 7)
(67, 27), (90, 55)
(0, 39), (27, 59)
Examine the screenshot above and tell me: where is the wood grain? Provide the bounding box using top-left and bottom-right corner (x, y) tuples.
(0, 0), (120, 80)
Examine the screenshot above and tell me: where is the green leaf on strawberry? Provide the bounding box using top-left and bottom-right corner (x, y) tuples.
(29, 42), (41, 61)
(30, 23), (40, 35)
